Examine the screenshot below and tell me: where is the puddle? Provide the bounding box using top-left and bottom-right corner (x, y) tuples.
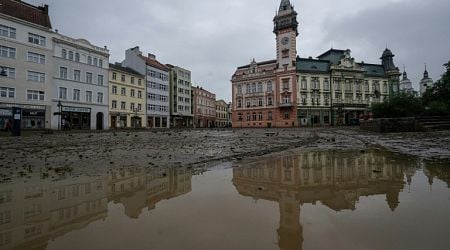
(0, 149), (449, 250)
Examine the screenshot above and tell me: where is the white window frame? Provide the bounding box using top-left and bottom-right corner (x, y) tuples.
(27, 52), (46, 64)
(27, 71), (45, 83)
(86, 91), (93, 103)
(73, 89), (80, 101)
(59, 87), (67, 100)
(59, 67), (68, 79)
(28, 33), (46, 46)
(0, 45), (16, 59)
(0, 87), (15, 98)
(0, 25), (16, 39)
(27, 90), (45, 101)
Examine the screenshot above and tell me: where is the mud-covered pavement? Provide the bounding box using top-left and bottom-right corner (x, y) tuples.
(0, 128), (449, 180)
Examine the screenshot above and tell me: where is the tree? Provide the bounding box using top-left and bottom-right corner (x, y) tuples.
(422, 61), (450, 115)
(372, 93), (423, 118)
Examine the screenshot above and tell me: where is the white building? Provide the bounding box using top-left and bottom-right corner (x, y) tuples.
(419, 66), (434, 96)
(51, 33), (109, 130)
(399, 68), (416, 96)
(122, 47), (170, 128)
(0, 1), (53, 129)
(167, 64), (193, 128)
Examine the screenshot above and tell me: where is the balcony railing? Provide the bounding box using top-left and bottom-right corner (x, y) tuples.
(279, 102), (293, 108)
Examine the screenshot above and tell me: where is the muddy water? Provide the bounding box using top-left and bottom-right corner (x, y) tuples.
(1, 149), (449, 250)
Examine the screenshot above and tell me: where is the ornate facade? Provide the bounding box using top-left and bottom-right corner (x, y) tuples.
(231, 0), (401, 128)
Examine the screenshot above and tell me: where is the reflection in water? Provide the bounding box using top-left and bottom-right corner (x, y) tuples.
(232, 150), (449, 250)
(0, 167), (193, 249)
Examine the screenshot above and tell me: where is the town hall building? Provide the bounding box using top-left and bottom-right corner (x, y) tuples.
(231, 0), (401, 128)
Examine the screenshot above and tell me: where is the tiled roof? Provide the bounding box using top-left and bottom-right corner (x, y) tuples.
(358, 63), (386, 77)
(317, 49), (346, 65)
(297, 58), (330, 73)
(138, 55), (169, 72)
(109, 63), (144, 77)
(0, 0), (52, 29)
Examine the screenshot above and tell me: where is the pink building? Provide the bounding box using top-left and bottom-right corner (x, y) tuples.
(193, 86), (216, 128)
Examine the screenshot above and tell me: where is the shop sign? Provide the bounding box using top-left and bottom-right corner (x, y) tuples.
(0, 103), (45, 110)
(62, 107), (91, 113)
(0, 109), (12, 116)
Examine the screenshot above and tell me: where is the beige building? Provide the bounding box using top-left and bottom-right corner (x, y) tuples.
(215, 99), (228, 127)
(192, 86), (216, 128)
(109, 63), (146, 128)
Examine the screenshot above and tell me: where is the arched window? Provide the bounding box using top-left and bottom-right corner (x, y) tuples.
(252, 83), (257, 93)
(267, 81), (273, 92)
(246, 84), (251, 93)
(257, 82), (263, 92)
(252, 112), (257, 121)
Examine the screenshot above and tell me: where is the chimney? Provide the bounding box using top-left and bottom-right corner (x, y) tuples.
(43, 4), (49, 14)
(148, 53), (156, 60)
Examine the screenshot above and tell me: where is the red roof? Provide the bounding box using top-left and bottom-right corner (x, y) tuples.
(0, 0), (52, 29)
(138, 55), (169, 72)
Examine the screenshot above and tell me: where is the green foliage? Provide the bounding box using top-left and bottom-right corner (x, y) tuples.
(372, 94), (423, 118)
(422, 61), (450, 114)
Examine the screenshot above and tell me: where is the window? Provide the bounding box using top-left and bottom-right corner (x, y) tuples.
(246, 113), (251, 121)
(86, 91), (92, 103)
(0, 67), (15, 78)
(121, 87), (126, 96)
(121, 101), (126, 110)
(237, 85), (242, 94)
(0, 46), (16, 58)
(130, 103), (135, 111)
(324, 78), (330, 90)
(73, 89), (80, 101)
(97, 92), (103, 103)
(112, 85), (117, 94)
(121, 74), (125, 82)
(112, 100), (117, 109)
(246, 99), (251, 108)
(28, 33), (46, 46)
(257, 82), (263, 92)
(246, 84), (251, 93)
(138, 79), (142, 86)
(130, 89), (135, 97)
(27, 52), (46, 64)
(0, 24), (16, 39)
(98, 75), (104, 86)
(58, 67), (68, 79)
(27, 90), (44, 101)
(27, 71), (45, 83)
(74, 70), (81, 81)
(0, 87), (15, 98)
(75, 53), (80, 62)
(258, 98), (263, 107)
(267, 81), (273, 92)
(268, 111), (273, 121)
(0, 211), (11, 225)
(138, 91), (142, 98)
(252, 83), (257, 93)
(68, 51), (74, 61)
(284, 112), (290, 120)
(59, 87), (67, 99)
(99, 59), (103, 68)
(252, 112), (257, 121)
(131, 77), (135, 84)
(93, 58), (98, 66)
(258, 112), (263, 121)
(268, 97), (273, 106)
(283, 79), (289, 90)
(112, 72), (117, 80)
(86, 72), (93, 84)
(61, 49), (67, 59)
(138, 104), (142, 111)
(237, 99), (242, 108)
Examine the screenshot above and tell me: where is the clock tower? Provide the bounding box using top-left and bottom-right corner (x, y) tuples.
(274, 0), (298, 70)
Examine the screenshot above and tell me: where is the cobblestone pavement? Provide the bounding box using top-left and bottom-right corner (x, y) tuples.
(0, 128), (449, 180)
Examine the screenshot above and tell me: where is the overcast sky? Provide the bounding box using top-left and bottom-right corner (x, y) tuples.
(29, 0), (450, 102)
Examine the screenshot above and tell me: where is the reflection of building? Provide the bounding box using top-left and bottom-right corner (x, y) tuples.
(0, 166), (193, 248)
(193, 86), (216, 128)
(108, 63), (146, 129)
(0, 174), (108, 249)
(108, 167), (192, 219)
(233, 150), (414, 250)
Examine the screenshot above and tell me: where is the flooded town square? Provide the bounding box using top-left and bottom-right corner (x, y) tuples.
(0, 128), (450, 250)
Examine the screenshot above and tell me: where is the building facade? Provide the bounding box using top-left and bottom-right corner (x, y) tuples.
(51, 33), (109, 130)
(192, 86), (216, 128)
(0, 0), (53, 130)
(296, 48), (400, 126)
(231, 0), (402, 128)
(215, 99), (228, 127)
(399, 68), (416, 96)
(231, 0), (298, 128)
(419, 66), (434, 96)
(108, 63), (146, 129)
(123, 47), (170, 128)
(167, 64), (193, 128)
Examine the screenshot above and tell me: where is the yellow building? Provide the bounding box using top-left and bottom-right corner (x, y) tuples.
(109, 63), (146, 128)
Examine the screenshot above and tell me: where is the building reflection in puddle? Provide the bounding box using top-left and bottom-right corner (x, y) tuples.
(232, 150), (449, 250)
(0, 167), (193, 249)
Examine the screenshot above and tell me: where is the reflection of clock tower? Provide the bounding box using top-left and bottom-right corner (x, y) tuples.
(274, 0), (298, 70)
(274, 0), (299, 127)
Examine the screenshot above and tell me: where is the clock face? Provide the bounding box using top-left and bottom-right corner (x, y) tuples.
(281, 37), (289, 45)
